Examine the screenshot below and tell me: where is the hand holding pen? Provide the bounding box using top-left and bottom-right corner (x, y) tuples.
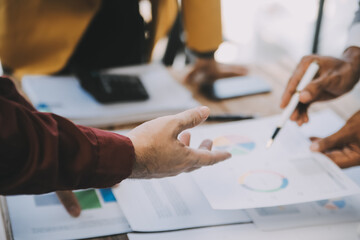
(280, 52), (360, 126)
(276, 49), (360, 165)
(266, 61), (320, 148)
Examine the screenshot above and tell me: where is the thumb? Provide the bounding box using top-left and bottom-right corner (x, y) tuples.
(310, 129), (351, 153)
(299, 75), (326, 104)
(174, 106), (210, 134)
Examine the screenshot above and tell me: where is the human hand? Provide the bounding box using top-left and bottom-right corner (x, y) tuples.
(309, 111), (360, 168)
(56, 191), (81, 217)
(280, 47), (360, 126)
(127, 106), (231, 178)
(185, 58), (248, 86)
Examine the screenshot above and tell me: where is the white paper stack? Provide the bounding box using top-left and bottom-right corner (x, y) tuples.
(112, 173), (251, 232)
(7, 110), (360, 240)
(127, 222), (360, 240)
(7, 189), (131, 240)
(188, 112), (360, 210)
(22, 64), (199, 127)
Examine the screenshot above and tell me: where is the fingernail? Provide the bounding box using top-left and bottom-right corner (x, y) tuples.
(310, 142), (320, 152)
(299, 91), (311, 103)
(70, 206), (81, 217)
(198, 106), (210, 119)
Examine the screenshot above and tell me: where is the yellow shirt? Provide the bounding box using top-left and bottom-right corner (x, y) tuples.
(0, 0), (222, 79)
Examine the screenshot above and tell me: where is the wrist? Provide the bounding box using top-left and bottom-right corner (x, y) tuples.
(343, 46), (360, 82)
(127, 135), (152, 179)
(188, 49), (216, 60)
(343, 46), (360, 64)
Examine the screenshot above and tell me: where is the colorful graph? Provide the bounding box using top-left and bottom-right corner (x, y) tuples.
(213, 135), (255, 155)
(74, 189), (101, 210)
(34, 188), (117, 210)
(99, 188), (117, 202)
(317, 198), (346, 210)
(239, 170), (289, 192)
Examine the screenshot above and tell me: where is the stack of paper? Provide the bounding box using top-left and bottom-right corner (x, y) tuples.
(127, 222), (360, 240)
(6, 189), (131, 240)
(6, 110), (360, 240)
(188, 111), (359, 210)
(245, 110), (360, 231)
(22, 64), (199, 127)
(113, 173), (251, 232)
(125, 109), (360, 239)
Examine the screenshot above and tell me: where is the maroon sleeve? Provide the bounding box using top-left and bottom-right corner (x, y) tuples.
(0, 77), (135, 195)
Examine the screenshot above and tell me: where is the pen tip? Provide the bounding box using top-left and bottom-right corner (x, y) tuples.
(266, 139), (273, 149)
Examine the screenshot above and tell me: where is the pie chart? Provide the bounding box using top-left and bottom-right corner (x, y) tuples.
(213, 135), (255, 155)
(317, 198), (346, 210)
(238, 170), (289, 193)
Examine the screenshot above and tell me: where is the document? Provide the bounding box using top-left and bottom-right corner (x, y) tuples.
(299, 109), (345, 139)
(247, 195), (360, 231)
(189, 114), (360, 209)
(22, 64), (199, 127)
(247, 110), (360, 230)
(113, 173), (251, 232)
(7, 189), (131, 240)
(127, 222), (360, 240)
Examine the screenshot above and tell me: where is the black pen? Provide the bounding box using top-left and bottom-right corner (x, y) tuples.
(206, 114), (254, 121)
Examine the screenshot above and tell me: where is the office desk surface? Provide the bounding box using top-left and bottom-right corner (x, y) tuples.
(1, 62), (359, 240)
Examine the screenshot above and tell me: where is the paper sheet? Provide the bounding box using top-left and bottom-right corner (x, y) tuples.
(127, 222), (360, 240)
(344, 166), (360, 187)
(247, 194), (360, 231)
(113, 173), (251, 232)
(299, 109), (345, 139)
(7, 189), (131, 240)
(246, 109), (360, 230)
(247, 165), (360, 231)
(189, 114), (360, 209)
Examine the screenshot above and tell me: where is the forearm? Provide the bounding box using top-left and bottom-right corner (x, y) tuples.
(0, 77), (135, 195)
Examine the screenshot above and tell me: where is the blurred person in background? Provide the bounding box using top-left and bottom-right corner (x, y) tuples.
(0, 0), (244, 217)
(0, 0), (247, 83)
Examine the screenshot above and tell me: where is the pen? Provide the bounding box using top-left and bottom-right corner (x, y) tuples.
(206, 114), (254, 121)
(266, 61), (320, 148)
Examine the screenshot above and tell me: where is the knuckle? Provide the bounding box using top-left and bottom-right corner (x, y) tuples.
(309, 82), (322, 92)
(209, 156), (219, 166)
(302, 55), (317, 63)
(318, 139), (329, 151)
(194, 109), (203, 122)
(192, 116), (198, 128)
(301, 55), (311, 63)
(305, 83), (322, 96)
(321, 135), (339, 151)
